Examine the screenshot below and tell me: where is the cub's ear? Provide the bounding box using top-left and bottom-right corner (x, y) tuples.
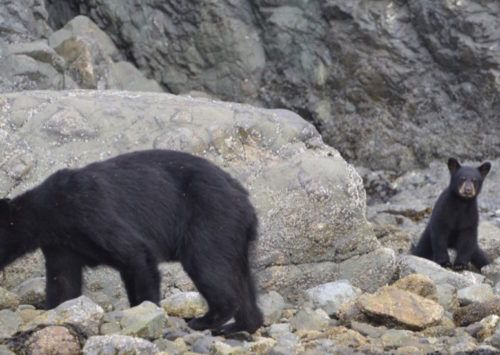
(447, 158), (461, 175)
(478, 162), (491, 179)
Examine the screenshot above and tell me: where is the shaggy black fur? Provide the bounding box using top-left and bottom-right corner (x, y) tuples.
(0, 149), (263, 335)
(412, 158), (491, 271)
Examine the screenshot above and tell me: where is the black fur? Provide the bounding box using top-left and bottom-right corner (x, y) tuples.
(412, 158), (491, 271)
(0, 149), (263, 334)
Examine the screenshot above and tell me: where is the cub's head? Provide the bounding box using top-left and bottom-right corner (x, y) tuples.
(448, 158), (491, 199)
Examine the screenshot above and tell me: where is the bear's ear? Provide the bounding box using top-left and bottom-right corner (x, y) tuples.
(478, 162), (491, 179)
(447, 158), (461, 175)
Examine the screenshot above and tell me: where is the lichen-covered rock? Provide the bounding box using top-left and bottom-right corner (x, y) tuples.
(454, 297), (500, 327)
(0, 310), (22, 338)
(358, 286), (444, 330)
(12, 277), (46, 308)
(160, 292), (207, 319)
(25, 326), (82, 355)
(119, 301), (166, 339)
(0, 90), (378, 301)
(392, 273), (438, 302)
(82, 334), (158, 355)
(289, 308), (330, 332)
(25, 296), (104, 336)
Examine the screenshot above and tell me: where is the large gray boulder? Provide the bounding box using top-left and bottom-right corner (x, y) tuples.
(43, 0), (500, 171)
(0, 90), (383, 303)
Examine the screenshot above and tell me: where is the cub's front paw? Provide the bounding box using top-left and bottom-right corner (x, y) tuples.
(439, 261), (452, 269)
(452, 263), (469, 271)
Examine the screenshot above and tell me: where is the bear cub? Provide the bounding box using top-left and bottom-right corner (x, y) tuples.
(0, 149), (263, 335)
(412, 158), (491, 271)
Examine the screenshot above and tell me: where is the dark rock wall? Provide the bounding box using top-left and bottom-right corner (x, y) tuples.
(24, 1), (500, 170)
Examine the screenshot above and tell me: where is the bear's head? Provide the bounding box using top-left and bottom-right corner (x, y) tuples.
(447, 158), (491, 200)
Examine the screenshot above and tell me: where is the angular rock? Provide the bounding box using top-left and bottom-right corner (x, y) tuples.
(392, 273), (438, 301)
(305, 280), (361, 316)
(82, 334), (158, 355)
(119, 301), (166, 339)
(257, 291), (286, 325)
(454, 297), (500, 326)
(26, 296), (104, 336)
(160, 292), (207, 319)
(245, 337), (277, 354)
(465, 315), (500, 341)
(358, 286), (444, 330)
(25, 326), (81, 355)
(435, 283), (460, 312)
(457, 284), (495, 306)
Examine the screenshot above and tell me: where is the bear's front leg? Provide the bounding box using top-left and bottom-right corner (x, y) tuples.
(453, 228), (477, 271)
(42, 246), (83, 309)
(430, 225), (451, 268)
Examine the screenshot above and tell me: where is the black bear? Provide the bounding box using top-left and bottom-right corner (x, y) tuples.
(0, 149), (263, 335)
(412, 158), (491, 271)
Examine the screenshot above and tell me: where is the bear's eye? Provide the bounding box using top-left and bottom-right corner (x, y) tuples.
(460, 177), (466, 182)
(472, 178), (477, 183)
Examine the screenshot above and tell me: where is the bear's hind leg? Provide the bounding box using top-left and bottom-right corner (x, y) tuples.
(42, 246), (83, 309)
(471, 247), (490, 270)
(181, 250), (238, 331)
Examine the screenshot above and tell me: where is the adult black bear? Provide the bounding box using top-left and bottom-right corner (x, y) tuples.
(0, 149), (263, 335)
(412, 158), (491, 271)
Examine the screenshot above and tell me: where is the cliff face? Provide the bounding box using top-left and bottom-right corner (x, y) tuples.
(39, 0), (500, 171)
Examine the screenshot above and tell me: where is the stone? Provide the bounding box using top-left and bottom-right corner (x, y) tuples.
(457, 284), (495, 306)
(12, 277), (46, 308)
(25, 325), (81, 355)
(211, 341), (246, 355)
(358, 286), (444, 330)
(245, 337), (277, 354)
(392, 273), (438, 301)
(289, 308), (330, 332)
(398, 255), (485, 289)
(25, 296), (104, 336)
(453, 297), (500, 326)
(267, 323), (292, 339)
(465, 314), (500, 341)
(160, 292), (207, 319)
(82, 334), (158, 354)
(0, 310), (21, 338)
(119, 301), (166, 339)
(380, 329), (419, 349)
(305, 279), (361, 316)
(435, 283), (460, 312)
(257, 291), (286, 325)
(0, 288), (20, 310)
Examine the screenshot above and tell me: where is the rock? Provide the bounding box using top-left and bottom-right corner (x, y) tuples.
(191, 336), (219, 354)
(82, 334), (158, 355)
(17, 306), (44, 324)
(465, 315), (500, 341)
(337, 247), (397, 293)
(435, 283), (460, 312)
(160, 292), (207, 319)
(305, 280), (361, 316)
(457, 284), (495, 306)
(350, 321), (387, 338)
(267, 323), (292, 339)
(211, 341), (246, 355)
(358, 286), (444, 330)
(289, 308), (331, 332)
(245, 337), (277, 354)
(0, 288), (20, 310)
(0, 310), (22, 338)
(25, 325), (81, 355)
(12, 277), (46, 308)
(0, 90), (377, 300)
(392, 273), (438, 301)
(336, 299), (368, 325)
(119, 301), (166, 339)
(490, 324), (500, 349)
(454, 297), (500, 326)
(0, 345), (15, 355)
(257, 291), (286, 325)
(380, 329), (419, 349)
(398, 255), (485, 289)
(25, 295), (104, 336)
